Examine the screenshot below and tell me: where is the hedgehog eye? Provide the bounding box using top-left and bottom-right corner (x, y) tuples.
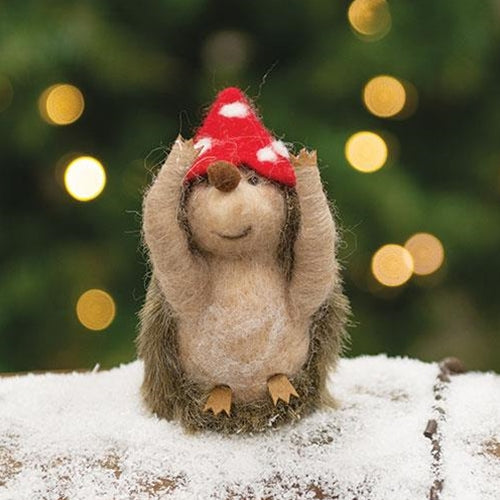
(194, 175), (208, 186)
(247, 174), (260, 186)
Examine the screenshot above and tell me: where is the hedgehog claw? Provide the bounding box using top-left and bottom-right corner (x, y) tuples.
(291, 149), (317, 169)
(267, 374), (299, 406)
(203, 385), (232, 416)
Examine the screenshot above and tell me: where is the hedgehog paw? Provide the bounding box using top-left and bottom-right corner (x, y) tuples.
(203, 385), (232, 416)
(267, 374), (299, 406)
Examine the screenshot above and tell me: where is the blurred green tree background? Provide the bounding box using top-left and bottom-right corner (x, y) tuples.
(1, 0), (500, 373)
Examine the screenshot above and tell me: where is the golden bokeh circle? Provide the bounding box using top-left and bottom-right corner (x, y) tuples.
(345, 131), (388, 173)
(347, 0), (391, 40)
(371, 244), (414, 287)
(405, 233), (445, 276)
(64, 156), (106, 202)
(76, 289), (116, 331)
(363, 75), (406, 118)
(39, 83), (84, 125)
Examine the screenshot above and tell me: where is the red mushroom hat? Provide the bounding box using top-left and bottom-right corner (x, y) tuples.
(185, 87), (296, 187)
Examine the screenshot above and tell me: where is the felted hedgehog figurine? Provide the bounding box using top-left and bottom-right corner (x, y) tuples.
(137, 87), (349, 433)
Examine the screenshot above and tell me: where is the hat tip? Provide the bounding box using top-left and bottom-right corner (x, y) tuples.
(215, 86), (247, 103)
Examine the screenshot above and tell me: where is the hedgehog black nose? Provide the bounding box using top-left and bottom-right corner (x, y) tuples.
(207, 161), (241, 192)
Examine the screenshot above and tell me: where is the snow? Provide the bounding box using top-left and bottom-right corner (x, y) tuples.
(442, 371), (500, 500)
(0, 355), (498, 499)
(218, 102), (249, 118)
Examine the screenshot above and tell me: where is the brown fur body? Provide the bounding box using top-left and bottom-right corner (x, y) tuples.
(178, 258), (311, 402)
(136, 139), (350, 433)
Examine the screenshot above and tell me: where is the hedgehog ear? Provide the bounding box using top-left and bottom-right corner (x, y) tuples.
(290, 149), (317, 169)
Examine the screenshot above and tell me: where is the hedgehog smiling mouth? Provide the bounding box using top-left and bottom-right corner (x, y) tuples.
(215, 225), (252, 240)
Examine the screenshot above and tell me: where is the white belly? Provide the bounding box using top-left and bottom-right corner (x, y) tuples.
(178, 298), (310, 402)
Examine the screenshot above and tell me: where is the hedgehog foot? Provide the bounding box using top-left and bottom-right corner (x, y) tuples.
(203, 385), (232, 416)
(267, 374), (299, 406)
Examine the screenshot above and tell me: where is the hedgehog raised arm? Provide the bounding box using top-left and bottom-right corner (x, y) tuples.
(137, 88), (349, 433)
(141, 138), (209, 316)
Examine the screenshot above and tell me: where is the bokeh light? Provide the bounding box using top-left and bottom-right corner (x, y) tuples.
(39, 83), (85, 125)
(76, 289), (116, 331)
(371, 244), (414, 287)
(405, 233), (445, 276)
(347, 0), (392, 41)
(64, 156), (106, 201)
(0, 76), (13, 112)
(345, 131), (388, 173)
(363, 75), (406, 118)
(364, 75), (419, 119)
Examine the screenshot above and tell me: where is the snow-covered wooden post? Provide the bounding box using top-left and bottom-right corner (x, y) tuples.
(1, 356), (499, 499)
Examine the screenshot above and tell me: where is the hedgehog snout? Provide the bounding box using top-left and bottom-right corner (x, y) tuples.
(207, 161), (241, 192)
